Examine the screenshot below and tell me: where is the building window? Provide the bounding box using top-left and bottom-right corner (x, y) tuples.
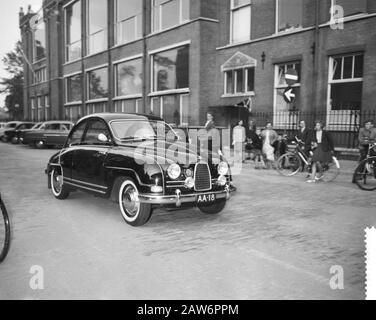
(87, 67), (109, 100)
(115, 0), (142, 45)
(33, 22), (46, 62)
(328, 53), (363, 111)
(65, 0), (82, 62)
(152, 0), (190, 33)
(115, 58), (143, 97)
(66, 74), (83, 103)
(34, 67), (47, 84)
(273, 62), (301, 127)
(114, 99), (142, 113)
(152, 45), (189, 92)
(231, 0), (251, 43)
(151, 94), (189, 126)
(331, 0), (367, 18)
(87, 0), (108, 54)
(37, 96), (45, 121)
(224, 67), (255, 95)
(276, 0), (303, 33)
(45, 95), (50, 120)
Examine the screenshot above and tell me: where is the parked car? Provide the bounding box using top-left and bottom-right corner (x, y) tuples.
(24, 121), (74, 148)
(0, 123), (7, 129)
(46, 113), (236, 227)
(14, 122), (43, 144)
(0, 122), (22, 141)
(2, 122), (36, 143)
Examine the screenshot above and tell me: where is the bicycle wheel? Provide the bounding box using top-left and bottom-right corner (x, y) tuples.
(320, 156), (340, 182)
(354, 157), (376, 191)
(276, 153), (302, 177)
(0, 194), (11, 263)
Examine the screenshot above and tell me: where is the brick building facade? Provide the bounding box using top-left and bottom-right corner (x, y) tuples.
(19, 0), (376, 131)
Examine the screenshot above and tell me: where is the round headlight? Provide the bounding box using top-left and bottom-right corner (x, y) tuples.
(218, 162), (229, 176)
(167, 163), (181, 180)
(218, 175), (227, 186)
(184, 177), (194, 189)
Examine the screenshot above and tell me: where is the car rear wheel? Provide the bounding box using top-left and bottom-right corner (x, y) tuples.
(51, 168), (70, 200)
(198, 199), (226, 214)
(118, 179), (152, 227)
(11, 137), (19, 144)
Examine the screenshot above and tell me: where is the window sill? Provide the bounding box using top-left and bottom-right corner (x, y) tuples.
(221, 92), (255, 98)
(86, 98), (109, 104)
(64, 101), (83, 107)
(113, 94), (142, 101)
(148, 89), (190, 97)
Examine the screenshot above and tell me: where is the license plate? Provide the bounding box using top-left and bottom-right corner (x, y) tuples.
(196, 193), (216, 204)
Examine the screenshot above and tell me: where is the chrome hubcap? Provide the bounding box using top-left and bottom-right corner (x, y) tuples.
(122, 185), (140, 217)
(53, 171), (63, 193)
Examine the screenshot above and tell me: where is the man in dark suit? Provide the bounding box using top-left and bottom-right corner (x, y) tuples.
(205, 112), (216, 132)
(296, 120), (310, 152)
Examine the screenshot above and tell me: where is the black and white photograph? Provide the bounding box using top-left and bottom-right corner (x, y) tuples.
(1, 0), (376, 303)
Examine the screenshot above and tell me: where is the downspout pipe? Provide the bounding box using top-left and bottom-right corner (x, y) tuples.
(311, 0), (320, 119)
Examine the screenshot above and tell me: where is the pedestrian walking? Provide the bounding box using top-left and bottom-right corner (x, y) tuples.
(260, 122), (278, 169)
(296, 120), (310, 152)
(233, 120), (246, 163)
(306, 120), (334, 183)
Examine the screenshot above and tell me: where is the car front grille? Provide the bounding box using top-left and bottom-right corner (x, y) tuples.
(194, 163), (212, 191)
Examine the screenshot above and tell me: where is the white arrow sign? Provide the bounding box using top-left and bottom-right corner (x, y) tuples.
(284, 88), (295, 102)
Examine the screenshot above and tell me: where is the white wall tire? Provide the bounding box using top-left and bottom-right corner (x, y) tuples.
(51, 167), (70, 200)
(118, 179), (152, 227)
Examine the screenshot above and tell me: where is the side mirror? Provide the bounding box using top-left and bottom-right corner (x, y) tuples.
(98, 133), (108, 143)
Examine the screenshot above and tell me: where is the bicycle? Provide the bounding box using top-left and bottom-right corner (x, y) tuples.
(353, 142), (376, 191)
(0, 193), (11, 263)
(276, 137), (340, 182)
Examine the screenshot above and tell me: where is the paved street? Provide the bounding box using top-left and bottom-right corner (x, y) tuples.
(0, 142), (375, 300)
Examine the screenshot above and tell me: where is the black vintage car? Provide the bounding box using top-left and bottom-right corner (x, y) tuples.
(14, 122), (43, 144)
(46, 113), (236, 226)
(24, 121), (74, 148)
(1, 122), (36, 143)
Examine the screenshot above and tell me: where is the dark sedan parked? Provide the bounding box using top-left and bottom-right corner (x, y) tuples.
(14, 122), (43, 144)
(46, 113), (236, 226)
(24, 121), (74, 148)
(2, 122), (35, 143)
(1, 122), (36, 143)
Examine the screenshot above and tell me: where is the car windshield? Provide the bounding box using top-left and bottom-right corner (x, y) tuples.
(110, 120), (177, 141)
(6, 123), (18, 129)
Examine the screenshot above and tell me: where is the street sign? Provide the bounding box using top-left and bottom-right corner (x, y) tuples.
(285, 68), (298, 86)
(283, 87), (296, 103)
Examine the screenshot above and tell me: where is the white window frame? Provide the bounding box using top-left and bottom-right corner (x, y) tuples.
(150, 42), (190, 94)
(273, 61), (301, 128)
(65, 72), (83, 104)
(152, 0), (190, 33)
(86, 65), (109, 102)
(230, 0), (251, 44)
(223, 67), (255, 96)
(326, 53), (363, 130)
(86, 0), (108, 55)
(114, 57), (143, 98)
(44, 95), (50, 120)
(151, 94), (189, 126)
(114, 0), (142, 45)
(33, 22), (47, 63)
(275, 0), (303, 35)
(64, 0), (82, 63)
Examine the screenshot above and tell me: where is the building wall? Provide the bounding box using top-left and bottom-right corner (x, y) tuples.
(20, 0), (376, 129)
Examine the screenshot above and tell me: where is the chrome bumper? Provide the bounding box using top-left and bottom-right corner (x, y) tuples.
(138, 185), (236, 207)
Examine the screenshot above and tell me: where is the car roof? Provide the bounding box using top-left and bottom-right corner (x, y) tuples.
(78, 113), (164, 124)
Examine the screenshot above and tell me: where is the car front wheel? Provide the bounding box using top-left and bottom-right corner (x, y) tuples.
(118, 179), (152, 227)
(51, 168), (70, 200)
(11, 137), (19, 144)
(198, 199), (226, 214)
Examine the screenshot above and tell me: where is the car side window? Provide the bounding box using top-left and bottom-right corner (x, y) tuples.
(67, 121), (87, 146)
(60, 124), (70, 131)
(83, 120), (111, 145)
(44, 123), (60, 131)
